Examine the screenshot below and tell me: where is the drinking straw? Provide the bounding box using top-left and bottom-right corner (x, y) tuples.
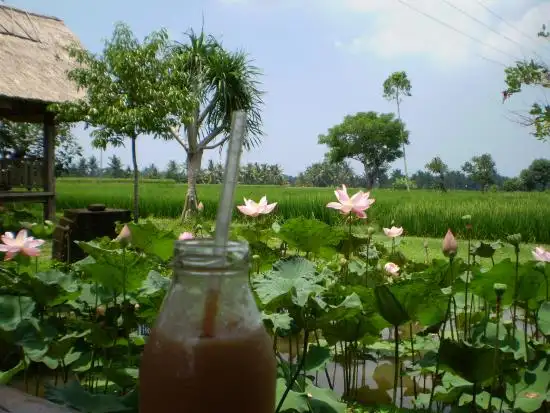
(201, 110), (247, 338)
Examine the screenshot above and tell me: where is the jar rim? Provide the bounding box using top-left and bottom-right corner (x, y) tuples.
(174, 238), (249, 251)
(172, 238), (250, 271)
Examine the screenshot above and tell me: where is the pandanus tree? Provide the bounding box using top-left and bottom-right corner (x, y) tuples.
(167, 30), (264, 220)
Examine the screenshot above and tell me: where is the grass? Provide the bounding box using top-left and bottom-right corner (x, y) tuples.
(55, 180), (550, 243)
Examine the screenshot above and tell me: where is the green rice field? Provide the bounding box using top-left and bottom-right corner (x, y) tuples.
(55, 178), (550, 243)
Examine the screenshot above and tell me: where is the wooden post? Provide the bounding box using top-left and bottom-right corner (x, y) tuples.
(43, 112), (56, 221)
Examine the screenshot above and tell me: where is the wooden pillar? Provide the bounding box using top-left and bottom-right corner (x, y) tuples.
(43, 112), (56, 221)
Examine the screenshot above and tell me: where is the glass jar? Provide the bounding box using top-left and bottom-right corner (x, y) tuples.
(139, 239), (276, 413)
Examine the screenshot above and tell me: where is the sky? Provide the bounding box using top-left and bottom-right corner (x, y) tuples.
(6, 0), (550, 177)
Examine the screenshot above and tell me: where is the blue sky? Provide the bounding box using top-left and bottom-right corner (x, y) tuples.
(7, 0), (550, 177)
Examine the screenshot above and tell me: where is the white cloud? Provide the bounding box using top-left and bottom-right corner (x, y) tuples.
(332, 0), (550, 66)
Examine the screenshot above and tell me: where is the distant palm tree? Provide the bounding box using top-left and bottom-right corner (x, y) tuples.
(425, 156), (449, 192)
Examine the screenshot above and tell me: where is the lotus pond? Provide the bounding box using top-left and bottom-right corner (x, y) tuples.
(0, 191), (549, 413)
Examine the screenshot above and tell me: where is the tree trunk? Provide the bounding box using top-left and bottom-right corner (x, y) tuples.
(439, 173), (447, 192)
(131, 136), (139, 223)
(364, 164), (375, 190)
(180, 149), (203, 221)
(396, 99), (410, 192)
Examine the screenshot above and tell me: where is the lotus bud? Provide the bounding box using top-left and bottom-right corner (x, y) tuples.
(384, 262), (400, 276)
(367, 227), (376, 236)
(506, 233), (522, 247)
(442, 229), (458, 258)
(423, 239), (429, 249)
(96, 305), (106, 317)
(197, 201), (204, 212)
(339, 257), (348, 266)
(116, 224), (132, 247)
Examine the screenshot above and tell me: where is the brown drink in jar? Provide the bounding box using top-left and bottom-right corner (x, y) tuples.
(139, 239), (276, 413)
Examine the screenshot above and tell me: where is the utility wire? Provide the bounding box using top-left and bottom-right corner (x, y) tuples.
(440, 0), (544, 61)
(474, 0), (550, 55)
(475, 53), (507, 68)
(396, 0), (521, 63)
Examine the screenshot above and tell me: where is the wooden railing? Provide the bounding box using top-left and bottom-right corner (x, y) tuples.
(0, 158), (44, 191)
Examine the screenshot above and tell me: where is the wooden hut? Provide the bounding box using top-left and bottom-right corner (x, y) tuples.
(0, 4), (83, 221)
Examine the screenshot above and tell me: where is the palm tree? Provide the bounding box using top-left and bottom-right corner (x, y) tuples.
(425, 156), (449, 192)
(167, 30), (264, 220)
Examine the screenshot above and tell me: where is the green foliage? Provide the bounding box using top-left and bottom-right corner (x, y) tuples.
(57, 177), (177, 184)
(318, 112), (409, 187)
(53, 22), (194, 221)
(425, 156), (448, 191)
(2, 203), (549, 413)
(519, 159), (550, 191)
(462, 153), (498, 192)
(55, 23), (188, 146)
(296, 159), (361, 188)
(278, 217), (344, 255)
(504, 59), (550, 140)
(382, 71), (412, 104)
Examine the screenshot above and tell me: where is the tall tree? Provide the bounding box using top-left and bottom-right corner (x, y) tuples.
(167, 30), (264, 220)
(296, 159), (360, 187)
(425, 156), (448, 192)
(142, 163), (160, 179)
(318, 111), (408, 188)
(88, 156), (100, 177)
(165, 160), (183, 182)
(54, 23), (192, 222)
(520, 158), (550, 190)
(75, 158), (89, 177)
(383, 71), (412, 191)
(462, 153), (497, 192)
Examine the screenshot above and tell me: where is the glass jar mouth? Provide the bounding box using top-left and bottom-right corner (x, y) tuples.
(173, 238), (250, 271)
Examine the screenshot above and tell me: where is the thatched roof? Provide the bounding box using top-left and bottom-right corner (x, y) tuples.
(0, 4), (84, 105)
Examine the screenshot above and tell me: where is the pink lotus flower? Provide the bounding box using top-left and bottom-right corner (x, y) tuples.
(237, 196), (277, 217)
(384, 262), (400, 276)
(442, 229), (458, 257)
(383, 226), (403, 238)
(0, 229), (45, 261)
(532, 246), (550, 262)
(178, 232), (194, 241)
(327, 185), (375, 219)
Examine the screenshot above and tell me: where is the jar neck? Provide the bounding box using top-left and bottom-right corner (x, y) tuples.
(172, 238), (250, 281)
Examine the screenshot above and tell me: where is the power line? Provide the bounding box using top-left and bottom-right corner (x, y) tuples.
(440, 0), (544, 61)
(474, 0), (550, 55)
(475, 53), (507, 68)
(396, 0), (521, 63)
